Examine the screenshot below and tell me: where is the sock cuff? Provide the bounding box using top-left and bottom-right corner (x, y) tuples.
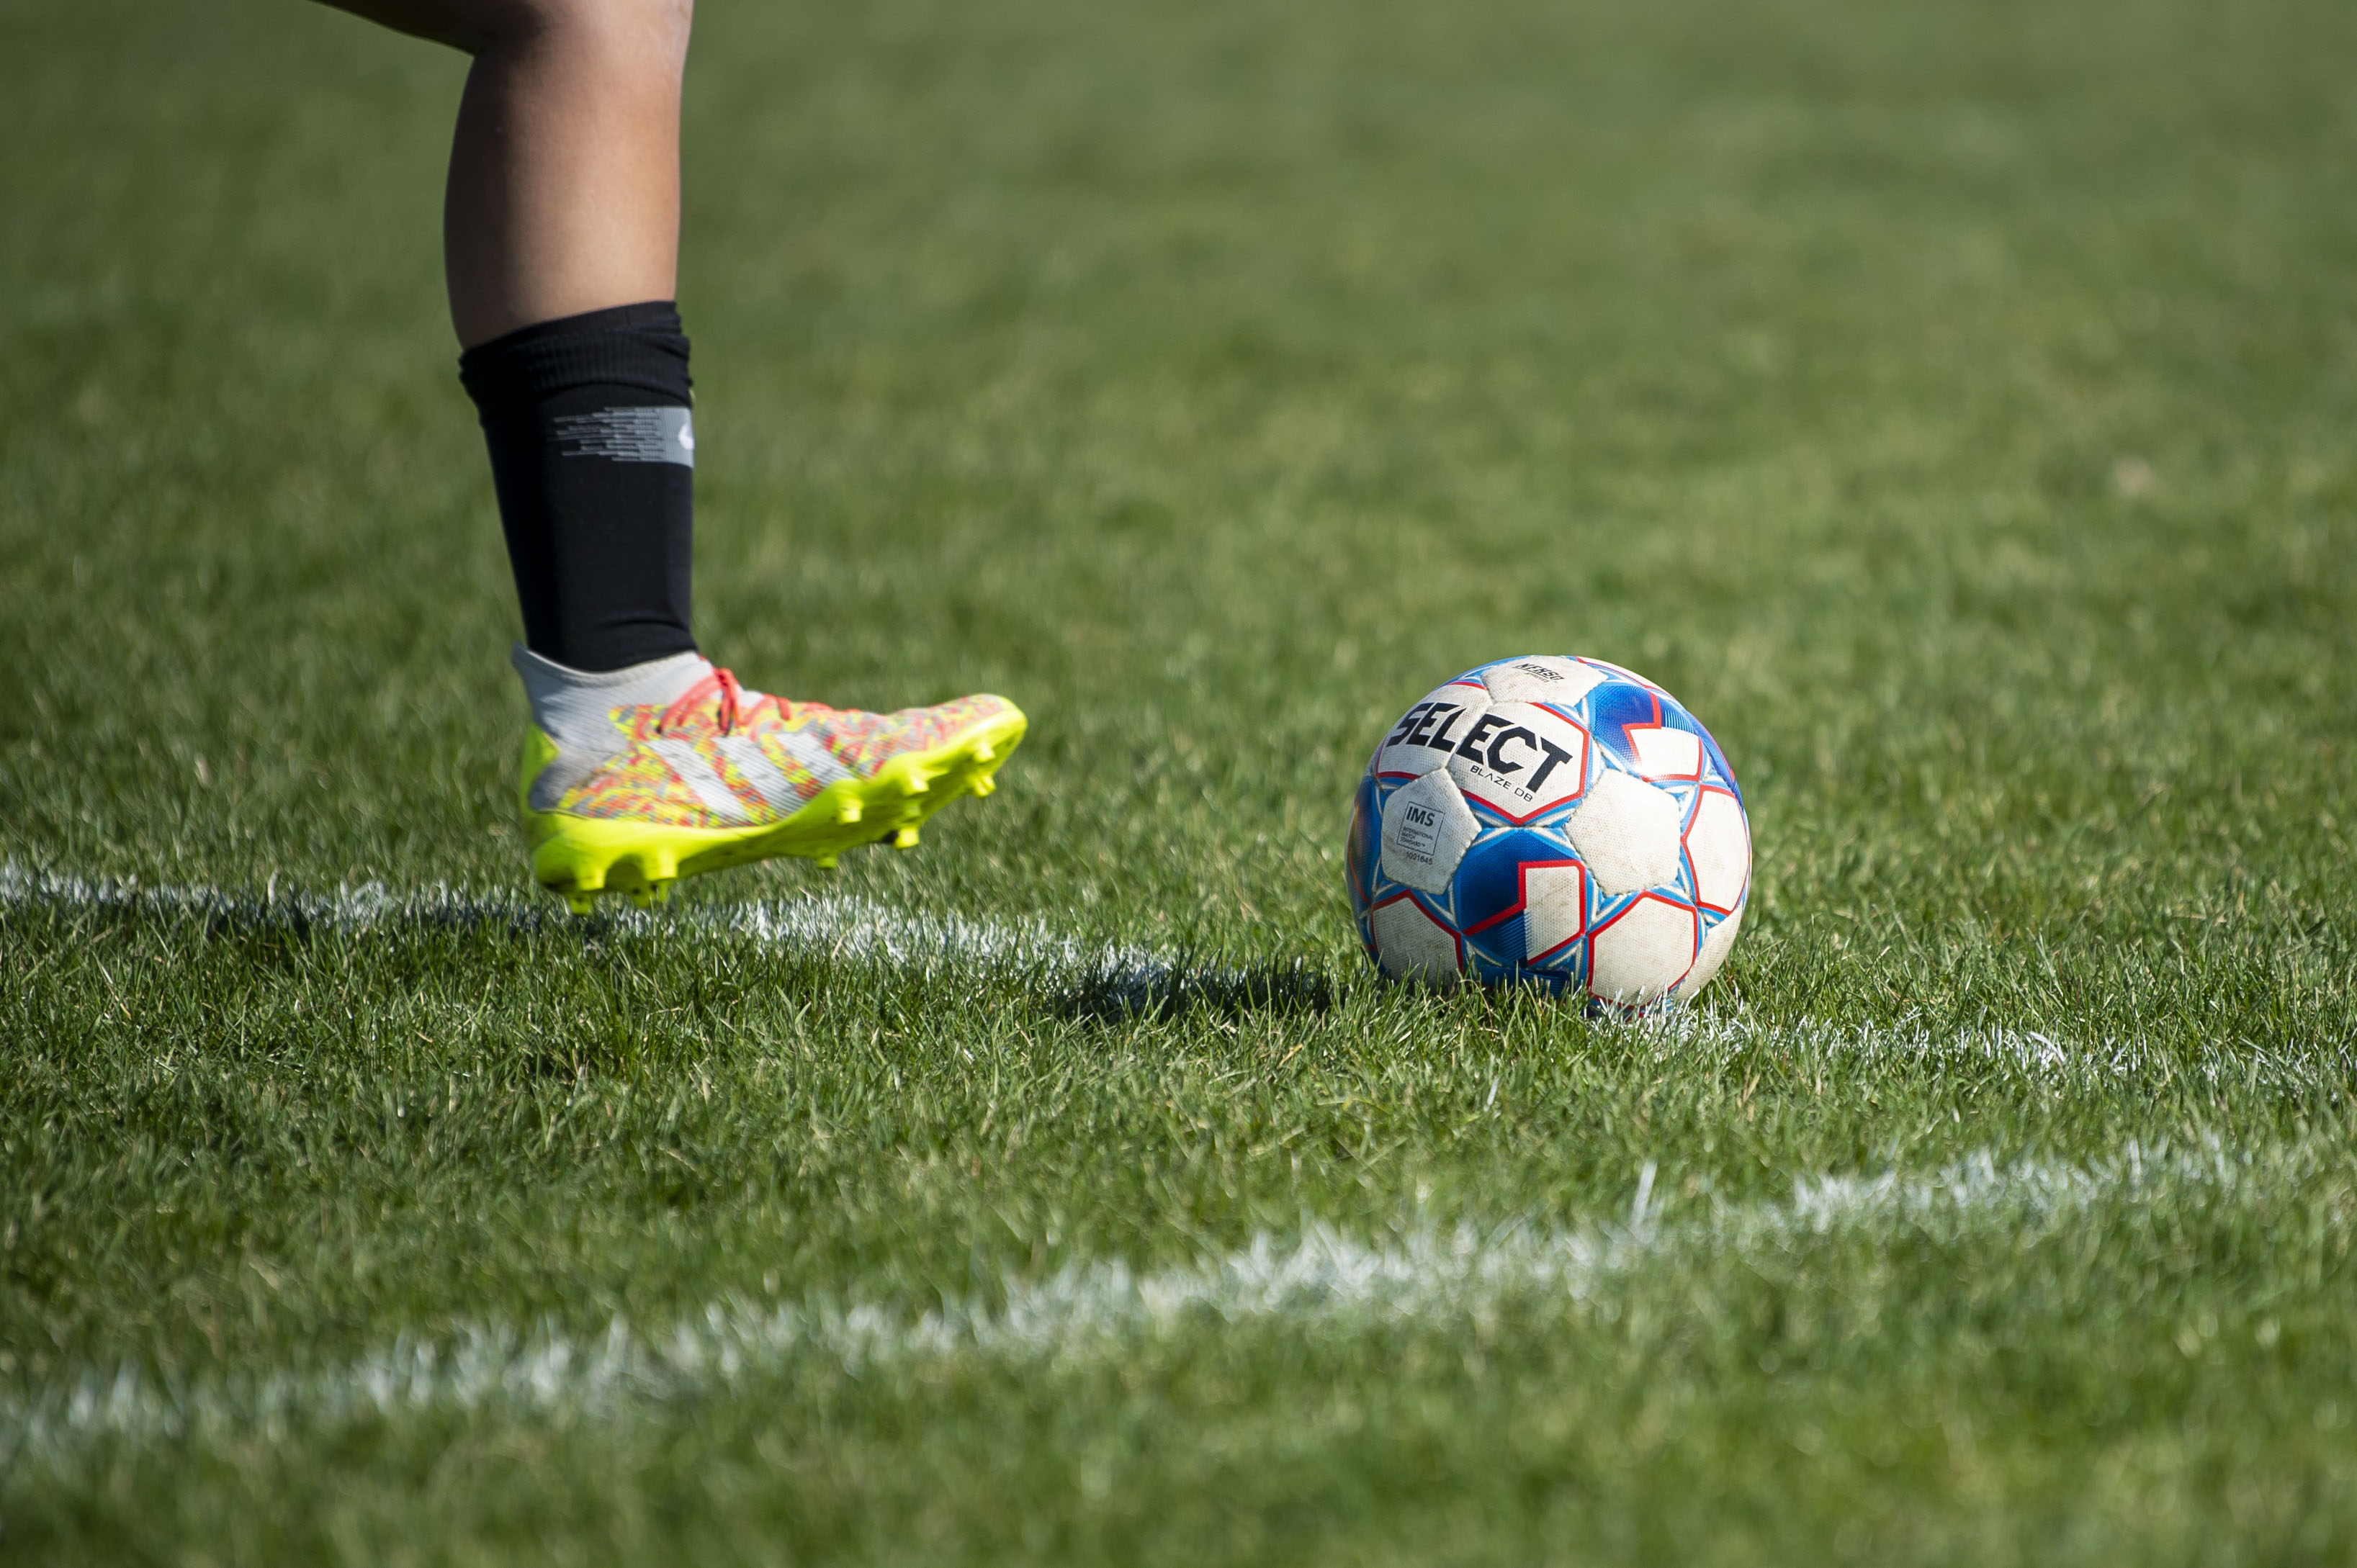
(513, 641), (707, 707)
(459, 301), (692, 410)
(511, 644), (711, 808)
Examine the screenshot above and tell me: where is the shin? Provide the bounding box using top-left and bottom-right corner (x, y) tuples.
(316, 0), (692, 347)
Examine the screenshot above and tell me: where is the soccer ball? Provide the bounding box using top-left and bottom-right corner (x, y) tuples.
(1344, 654), (1750, 1006)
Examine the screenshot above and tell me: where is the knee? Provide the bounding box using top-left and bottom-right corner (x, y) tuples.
(568, 0), (691, 62)
(467, 0), (691, 67)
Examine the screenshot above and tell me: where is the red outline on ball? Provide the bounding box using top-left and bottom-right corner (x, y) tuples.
(1679, 783), (1751, 916)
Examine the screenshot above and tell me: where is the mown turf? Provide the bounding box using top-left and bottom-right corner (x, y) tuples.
(3, 0), (2356, 1560)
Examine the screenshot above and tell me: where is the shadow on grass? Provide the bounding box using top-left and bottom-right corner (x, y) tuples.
(1058, 955), (1341, 1023)
(4, 862), (1359, 1028)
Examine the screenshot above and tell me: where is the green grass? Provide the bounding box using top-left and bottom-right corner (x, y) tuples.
(4, 0), (2357, 1559)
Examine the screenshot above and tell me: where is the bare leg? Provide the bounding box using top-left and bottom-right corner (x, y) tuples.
(317, 0), (690, 347)
(313, 0), (1028, 910)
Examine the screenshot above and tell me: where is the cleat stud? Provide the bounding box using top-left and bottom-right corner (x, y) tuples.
(651, 879), (675, 906)
(971, 742), (995, 762)
(838, 796), (863, 824)
(627, 886), (657, 909)
(815, 854), (839, 870)
(574, 862), (608, 893)
(642, 850), (678, 883)
(566, 892), (598, 916)
(893, 826), (920, 850)
(970, 775), (996, 797)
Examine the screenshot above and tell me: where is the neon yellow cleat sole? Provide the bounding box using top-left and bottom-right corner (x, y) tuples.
(521, 704), (1025, 914)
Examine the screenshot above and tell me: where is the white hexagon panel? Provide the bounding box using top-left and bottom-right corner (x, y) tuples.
(1377, 768), (1479, 896)
(1368, 892), (1463, 982)
(1683, 785), (1751, 914)
(1445, 701), (1589, 824)
(1562, 770), (1684, 895)
(1480, 655), (1607, 709)
(1587, 894), (1701, 1006)
(1672, 904), (1745, 1002)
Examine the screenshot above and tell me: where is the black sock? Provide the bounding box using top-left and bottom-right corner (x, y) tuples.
(459, 301), (699, 673)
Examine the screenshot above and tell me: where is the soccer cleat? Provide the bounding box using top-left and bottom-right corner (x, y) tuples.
(511, 646), (1025, 912)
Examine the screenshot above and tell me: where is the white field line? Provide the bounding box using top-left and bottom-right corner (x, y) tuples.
(1632, 1009), (2357, 1096)
(0, 1137), (2285, 1461)
(0, 861), (1156, 983)
(4, 863), (2345, 1084)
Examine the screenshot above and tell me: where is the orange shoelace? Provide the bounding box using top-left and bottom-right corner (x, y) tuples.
(658, 667), (767, 736)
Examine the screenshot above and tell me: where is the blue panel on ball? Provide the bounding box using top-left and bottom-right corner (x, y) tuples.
(1459, 916), (1523, 975)
(1581, 680), (1661, 770)
(1345, 772), (1381, 916)
(1463, 937), (1579, 991)
(1451, 827), (1576, 938)
(1697, 723), (1741, 799)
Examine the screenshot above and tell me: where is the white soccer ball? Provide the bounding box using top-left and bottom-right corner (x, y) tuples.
(1344, 655), (1750, 1006)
